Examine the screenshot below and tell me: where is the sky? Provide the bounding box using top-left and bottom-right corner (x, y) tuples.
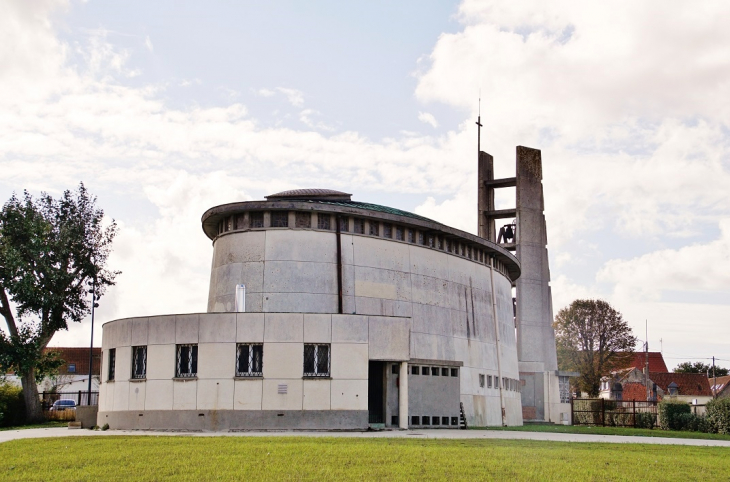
(2, 0), (729, 370)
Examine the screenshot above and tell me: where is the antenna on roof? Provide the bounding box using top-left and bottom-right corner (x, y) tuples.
(476, 93), (483, 154)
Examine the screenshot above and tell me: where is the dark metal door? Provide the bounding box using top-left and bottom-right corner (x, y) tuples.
(368, 361), (385, 424)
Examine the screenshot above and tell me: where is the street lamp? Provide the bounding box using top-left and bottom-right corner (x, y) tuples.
(87, 271), (98, 405)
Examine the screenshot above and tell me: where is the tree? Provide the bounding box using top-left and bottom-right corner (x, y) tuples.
(553, 299), (637, 397)
(675, 361), (729, 377)
(0, 184), (118, 422)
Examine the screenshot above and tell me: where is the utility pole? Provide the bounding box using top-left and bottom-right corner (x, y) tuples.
(713, 356), (717, 399)
(645, 320), (650, 401)
(87, 271), (97, 405)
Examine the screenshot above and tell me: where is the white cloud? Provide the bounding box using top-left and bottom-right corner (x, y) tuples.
(418, 112), (438, 128)
(144, 35), (153, 52)
(276, 87), (304, 107)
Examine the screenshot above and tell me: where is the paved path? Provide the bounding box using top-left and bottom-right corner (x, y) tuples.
(2, 428), (730, 447)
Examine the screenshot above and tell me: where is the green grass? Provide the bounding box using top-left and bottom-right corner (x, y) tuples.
(0, 436), (728, 481)
(0, 421), (67, 432)
(481, 424), (730, 440)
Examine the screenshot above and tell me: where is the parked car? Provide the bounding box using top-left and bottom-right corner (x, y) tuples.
(49, 399), (77, 411)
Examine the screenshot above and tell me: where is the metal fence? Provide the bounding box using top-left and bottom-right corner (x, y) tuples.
(40, 390), (98, 411)
(571, 398), (658, 427)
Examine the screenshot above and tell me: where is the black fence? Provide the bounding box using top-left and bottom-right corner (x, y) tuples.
(40, 390), (99, 410)
(571, 398), (658, 427)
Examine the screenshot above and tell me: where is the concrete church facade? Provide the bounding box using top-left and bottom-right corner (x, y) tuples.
(98, 146), (569, 430)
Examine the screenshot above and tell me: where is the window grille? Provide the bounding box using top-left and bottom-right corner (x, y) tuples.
(250, 212), (264, 228)
(369, 221), (379, 236)
(295, 212), (311, 228)
(317, 214), (331, 230)
(338, 216), (349, 232)
(236, 343), (263, 377)
(108, 348), (116, 381)
(383, 223), (392, 238)
(418, 232), (424, 245)
(558, 376), (571, 403)
(407, 230), (415, 243)
(271, 211), (288, 227)
(437, 237), (443, 250)
(176, 344), (198, 378)
(303, 344), (330, 377)
(395, 226), (404, 241)
(427, 235), (434, 247)
(132, 346), (147, 379)
(353, 219), (364, 234)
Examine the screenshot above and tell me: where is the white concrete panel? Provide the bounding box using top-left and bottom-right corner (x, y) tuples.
(303, 314), (331, 343)
(176, 314), (199, 344)
(368, 316), (410, 361)
(112, 380), (129, 411)
(331, 315), (368, 343)
(115, 346), (132, 382)
(130, 318), (149, 346)
(331, 343), (368, 380)
(331, 380), (368, 410)
(340, 234), (355, 266)
(115, 319), (131, 348)
(213, 230), (266, 267)
(303, 379), (331, 410)
(239, 261), (265, 293)
(262, 342), (303, 379)
(354, 266), (410, 301)
(212, 294), (236, 313)
(409, 245), (450, 280)
(410, 274), (450, 307)
(128, 382), (146, 411)
(197, 379), (234, 410)
(213, 263), (243, 298)
(145, 380), (173, 410)
(264, 313), (303, 342)
(410, 332), (455, 361)
(236, 313), (265, 342)
(354, 297), (412, 317)
(197, 343), (236, 379)
(352, 236), (410, 271)
(263, 293), (337, 313)
(263, 261), (337, 294)
(148, 316), (175, 345)
(199, 313), (236, 343)
(262, 379), (303, 410)
(233, 379), (263, 410)
(265, 229), (336, 263)
(173, 379), (198, 410)
(100, 383), (112, 412)
(446, 255), (478, 287)
(146, 344), (175, 380)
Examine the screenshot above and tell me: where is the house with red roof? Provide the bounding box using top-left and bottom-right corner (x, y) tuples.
(709, 375), (730, 399)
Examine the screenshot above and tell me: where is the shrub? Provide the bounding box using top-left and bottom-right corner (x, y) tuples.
(706, 398), (730, 434)
(658, 400), (691, 430)
(0, 383), (26, 427)
(635, 412), (655, 429)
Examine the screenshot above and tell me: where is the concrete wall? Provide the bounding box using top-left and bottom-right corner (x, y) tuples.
(205, 228), (522, 426)
(99, 313), (410, 431)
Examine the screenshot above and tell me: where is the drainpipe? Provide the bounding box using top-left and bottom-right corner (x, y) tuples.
(335, 215), (343, 314)
(490, 260), (507, 426)
(235, 284), (246, 312)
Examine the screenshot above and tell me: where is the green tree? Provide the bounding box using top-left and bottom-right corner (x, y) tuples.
(674, 361), (729, 377)
(0, 184), (119, 423)
(554, 299), (637, 397)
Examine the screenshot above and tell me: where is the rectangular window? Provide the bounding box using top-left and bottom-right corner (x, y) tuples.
(559, 376), (571, 403)
(418, 232), (424, 245)
(421, 366), (429, 375)
(295, 212), (311, 228)
(353, 219), (364, 234)
(441, 367), (449, 377)
(487, 375), (493, 388)
(479, 374), (485, 388)
(431, 367), (439, 376)
(236, 213), (245, 229)
(451, 368), (458, 377)
(408, 230), (415, 243)
(451, 417), (459, 426)
(427, 235), (434, 248)
(503, 377), (507, 390)
(461, 244), (466, 256)
(317, 214), (331, 230)
(107, 348), (116, 381)
(383, 223), (392, 238)
(391, 415), (399, 426)
(369, 221), (379, 236)
(338, 216), (349, 232)
(227, 216), (234, 232)
(303, 344), (330, 377)
(271, 211), (288, 227)
(422, 416), (430, 425)
(437, 237), (443, 250)
(176, 344), (198, 378)
(395, 226), (404, 241)
(411, 365), (419, 375)
(132, 346), (147, 379)
(250, 212), (264, 228)
(67, 363), (76, 373)
(236, 343), (263, 377)
(442, 417), (449, 426)
(411, 416), (420, 425)
(391, 364), (399, 374)
(468, 246), (472, 259)
(432, 416), (440, 426)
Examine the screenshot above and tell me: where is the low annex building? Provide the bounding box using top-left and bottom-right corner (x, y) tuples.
(98, 146), (568, 430)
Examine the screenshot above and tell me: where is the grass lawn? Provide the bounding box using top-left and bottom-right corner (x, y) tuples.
(0, 421), (67, 432)
(482, 424), (730, 441)
(1, 436), (728, 481)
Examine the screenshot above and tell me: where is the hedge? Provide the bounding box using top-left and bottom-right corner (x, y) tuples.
(0, 383), (26, 427)
(706, 398), (730, 434)
(658, 399), (691, 430)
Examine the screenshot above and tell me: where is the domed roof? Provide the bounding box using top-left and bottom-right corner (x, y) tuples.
(265, 188), (352, 201)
